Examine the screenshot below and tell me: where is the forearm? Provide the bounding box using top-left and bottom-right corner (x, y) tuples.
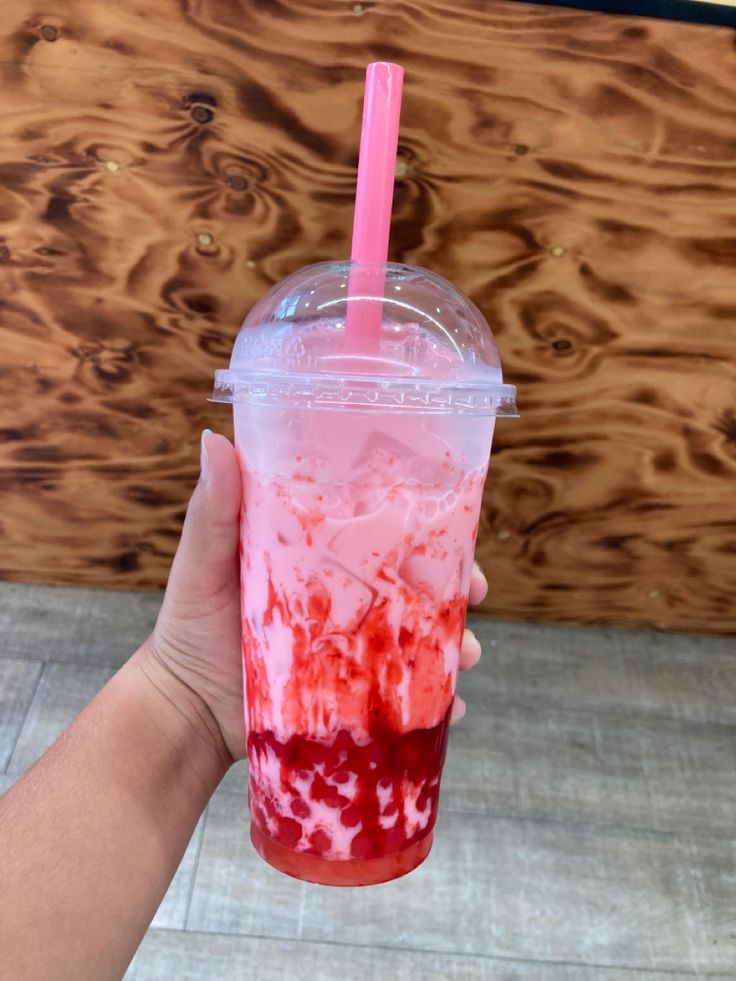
(0, 645), (231, 981)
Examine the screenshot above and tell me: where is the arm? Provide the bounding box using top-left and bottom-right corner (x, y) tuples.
(0, 645), (230, 981)
(0, 430), (488, 979)
(0, 430), (244, 981)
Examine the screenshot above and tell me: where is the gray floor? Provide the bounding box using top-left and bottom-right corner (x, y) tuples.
(1, 582), (735, 980)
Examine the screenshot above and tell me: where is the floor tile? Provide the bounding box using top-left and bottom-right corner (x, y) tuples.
(187, 790), (305, 938)
(0, 582), (161, 666)
(7, 661), (116, 774)
(298, 811), (736, 972)
(2, 585), (735, 977)
(218, 758), (248, 796)
(448, 669), (736, 835)
(468, 617), (736, 724)
(0, 659), (43, 770)
(126, 928), (726, 981)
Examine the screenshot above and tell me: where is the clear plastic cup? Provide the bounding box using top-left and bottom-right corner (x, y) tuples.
(212, 260), (516, 886)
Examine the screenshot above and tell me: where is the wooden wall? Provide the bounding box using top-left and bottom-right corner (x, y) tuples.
(1, 0), (735, 634)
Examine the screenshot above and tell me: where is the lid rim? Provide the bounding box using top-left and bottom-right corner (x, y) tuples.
(213, 366), (515, 395)
(211, 369), (518, 417)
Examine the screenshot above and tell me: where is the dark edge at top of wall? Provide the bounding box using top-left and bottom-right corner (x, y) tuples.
(518, 0), (736, 27)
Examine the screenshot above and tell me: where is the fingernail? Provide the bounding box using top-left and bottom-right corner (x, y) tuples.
(473, 561), (488, 588)
(200, 429), (212, 483)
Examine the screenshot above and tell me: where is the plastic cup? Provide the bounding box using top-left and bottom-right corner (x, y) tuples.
(212, 260), (516, 886)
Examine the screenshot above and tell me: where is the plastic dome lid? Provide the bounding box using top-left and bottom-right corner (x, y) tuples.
(212, 261), (517, 416)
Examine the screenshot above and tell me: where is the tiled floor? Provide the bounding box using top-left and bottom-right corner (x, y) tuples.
(1, 582), (736, 980)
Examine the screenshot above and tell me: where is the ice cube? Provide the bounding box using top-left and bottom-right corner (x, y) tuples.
(351, 430), (458, 491)
(351, 431), (415, 479)
(313, 558), (376, 632)
(327, 499), (412, 585)
(398, 549), (458, 598)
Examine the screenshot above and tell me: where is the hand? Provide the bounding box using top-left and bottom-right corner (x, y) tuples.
(143, 430), (489, 764)
(453, 562), (488, 722)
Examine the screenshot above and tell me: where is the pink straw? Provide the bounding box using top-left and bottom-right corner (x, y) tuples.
(345, 62), (404, 352)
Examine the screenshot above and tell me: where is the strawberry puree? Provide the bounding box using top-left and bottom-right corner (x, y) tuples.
(238, 439), (485, 882)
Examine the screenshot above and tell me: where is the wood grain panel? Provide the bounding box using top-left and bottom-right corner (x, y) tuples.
(0, 0), (734, 632)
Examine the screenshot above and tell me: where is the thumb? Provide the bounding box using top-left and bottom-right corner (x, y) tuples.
(164, 430), (241, 608)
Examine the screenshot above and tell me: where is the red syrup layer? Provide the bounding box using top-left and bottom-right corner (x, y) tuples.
(250, 824), (434, 887)
(248, 707), (451, 872)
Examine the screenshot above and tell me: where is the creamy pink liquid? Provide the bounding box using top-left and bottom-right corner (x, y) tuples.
(239, 427), (486, 866)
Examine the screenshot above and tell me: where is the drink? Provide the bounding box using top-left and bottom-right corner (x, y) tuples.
(240, 412), (483, 885)
(213, 61), (515, 885)
(213, 261), (517, 885)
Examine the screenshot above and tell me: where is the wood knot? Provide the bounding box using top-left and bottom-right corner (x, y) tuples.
(40, 24), (60, 42)
(552, 338), (572, 352)
(115, 551), (140, 573)
(184, 92), (217, 125)
(514, 144), (529, 156)
(0, 244), (10, 259)
(195, 232), (218, 256)
(226, 175), (248, 191)
(191, 105), (214, 124)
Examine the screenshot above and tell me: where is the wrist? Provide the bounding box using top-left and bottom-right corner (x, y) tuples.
(132, 641), (233, 789)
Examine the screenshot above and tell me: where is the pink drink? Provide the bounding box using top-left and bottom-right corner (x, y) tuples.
(240, 426), (485, 884)
(213, 263), (516, 885)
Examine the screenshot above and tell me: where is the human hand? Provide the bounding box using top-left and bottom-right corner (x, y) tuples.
(453, 560), (488, 722)
(142, 430), (489, 765)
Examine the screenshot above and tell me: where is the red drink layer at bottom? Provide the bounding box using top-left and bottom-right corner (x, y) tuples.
(239, 439), (484, 885)
(248, 708), (452, 885)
